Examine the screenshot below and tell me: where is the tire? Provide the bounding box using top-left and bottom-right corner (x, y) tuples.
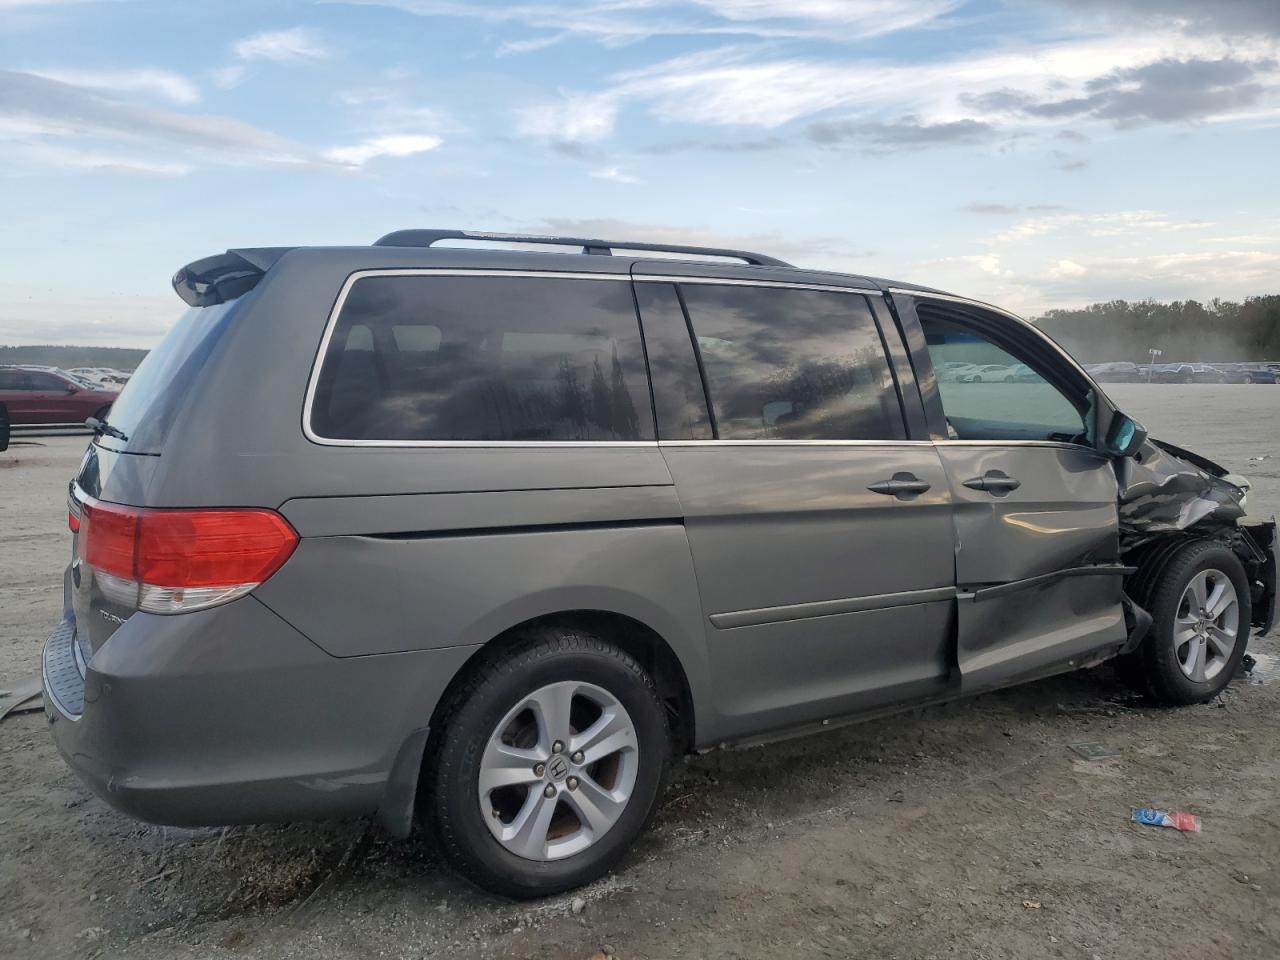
(1126, 541), (1251, 705)
(1244, 375), (1254, 384)
(0, 402), (9, 452)
(429, 629), (671, 898)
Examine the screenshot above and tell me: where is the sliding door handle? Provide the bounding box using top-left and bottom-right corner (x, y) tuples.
(962, 471), (1021, 496)
(868, 473), (932, 500)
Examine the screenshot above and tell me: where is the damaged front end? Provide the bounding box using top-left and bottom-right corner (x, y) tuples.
(1116, 438), (1278, 637)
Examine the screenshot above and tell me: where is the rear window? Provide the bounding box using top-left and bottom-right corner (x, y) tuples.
(99, 300), (239, 453)
(309, 275), (654, 442)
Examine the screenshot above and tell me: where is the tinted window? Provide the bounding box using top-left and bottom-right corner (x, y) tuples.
(678, 285), (905, 441)
(633, 283), (712, 440)
(102, 300), (239, 453)
(920, 312), (1088, 442)
(27, 372), (66, 390)
(311, 275), (654, 442)
(0, 369), (28, 389)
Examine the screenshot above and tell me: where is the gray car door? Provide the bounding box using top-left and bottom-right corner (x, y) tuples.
(900, 295), (1130, 692)
(633, 274), (957, 741)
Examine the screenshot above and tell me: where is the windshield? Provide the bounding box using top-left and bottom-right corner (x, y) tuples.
(98, 299), (241, 454)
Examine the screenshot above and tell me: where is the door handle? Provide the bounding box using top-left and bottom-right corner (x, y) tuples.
(962, 471), (1021, 496)
(868, 473), (932, 500)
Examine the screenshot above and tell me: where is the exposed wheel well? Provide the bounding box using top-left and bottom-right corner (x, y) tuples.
(428, 610), (696, 756)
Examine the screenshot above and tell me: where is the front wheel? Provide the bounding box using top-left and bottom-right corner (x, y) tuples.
(1124, 541), (1251, 705)
(429, 630), (671, 898)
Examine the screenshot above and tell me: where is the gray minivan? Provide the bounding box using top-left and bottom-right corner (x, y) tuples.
(43, 230), (1277, 897)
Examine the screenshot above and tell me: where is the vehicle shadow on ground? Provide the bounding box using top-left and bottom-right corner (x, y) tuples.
(62, 660), (1180, 948)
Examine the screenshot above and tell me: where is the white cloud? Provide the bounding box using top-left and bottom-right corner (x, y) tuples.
(589, 165), (642, 183)
(346, 0), (959, 47)
(516, 92), (618, 143)
(323, 133), (441, 166)
(1047, 258), (1087, 279)
(233, 27), (331, 62)
(23, 67), (199, 104)
(0, 70), (325, 173)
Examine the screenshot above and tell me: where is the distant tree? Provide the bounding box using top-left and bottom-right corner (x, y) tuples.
(1033, 295), (1280, 362)
(0, 345), (148, 370)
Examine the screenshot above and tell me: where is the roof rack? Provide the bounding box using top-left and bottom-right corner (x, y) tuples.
(373, 228), (791, 267)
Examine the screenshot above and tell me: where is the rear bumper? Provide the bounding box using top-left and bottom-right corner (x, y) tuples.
(42, 596), (479, 835)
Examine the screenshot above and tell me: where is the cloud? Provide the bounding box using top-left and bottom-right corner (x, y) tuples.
(968, 57), (1275, 127)
(515, 92), (618, 145)
(22, 67), (199, 104)
(963, 202), (1066, 215)
(1049, 149), (1088, 171)
(964, 203), (1020, 215)
(641, 135), (785, 154)
(233, 27), (331, 62)
(323, 133), (441, 166)
(339, 0), (961, 48)
(0, 70), (321, 173)
(1043, 0), (1280, 38)
(1047, 258), (1087, 279)
(589, 165), (642, 184)
(808, 115), (993, 151)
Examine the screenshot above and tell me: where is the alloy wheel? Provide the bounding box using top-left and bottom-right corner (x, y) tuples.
(1174, 568), (1239, 683)
(478, 681), (639, 861)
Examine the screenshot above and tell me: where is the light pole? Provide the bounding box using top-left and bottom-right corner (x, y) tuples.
(1147, 347), (1162, 383)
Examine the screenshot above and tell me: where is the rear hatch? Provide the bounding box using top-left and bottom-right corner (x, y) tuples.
(69, 249), (294, 655)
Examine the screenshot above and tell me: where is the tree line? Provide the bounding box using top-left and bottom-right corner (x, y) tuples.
(1032, 295), (1280, 364)
(0, 345), (148, 370)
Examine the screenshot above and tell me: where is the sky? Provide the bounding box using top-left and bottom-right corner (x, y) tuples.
(1, 0), (1278, 347)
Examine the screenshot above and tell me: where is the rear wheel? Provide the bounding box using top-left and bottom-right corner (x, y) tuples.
(429, 630), (671, 898)
(1124, 541), (1250, 704)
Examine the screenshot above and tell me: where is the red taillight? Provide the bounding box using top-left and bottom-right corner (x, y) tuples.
(68, 510), (81, 533)
(79, 498), (298, 613)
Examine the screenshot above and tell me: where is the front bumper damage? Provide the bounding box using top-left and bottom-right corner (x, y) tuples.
(1116, 437), (1277, 637)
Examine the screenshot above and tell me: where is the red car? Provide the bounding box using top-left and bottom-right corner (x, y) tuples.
(0, 367), (116, 426)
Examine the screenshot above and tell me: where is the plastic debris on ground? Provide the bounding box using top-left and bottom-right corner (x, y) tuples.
(1131, 808), (1201, 832)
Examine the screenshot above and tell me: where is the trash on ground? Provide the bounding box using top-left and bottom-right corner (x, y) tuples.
(1069, 741), (1120, 761)
(1131, 808), (1201, 832)
(1022, 900), (1042, 909)
(0, 676), (43, 722)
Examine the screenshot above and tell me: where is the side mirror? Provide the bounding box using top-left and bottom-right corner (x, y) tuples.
(1104, 412), (1147, 458)
(66, 383), (79, 394)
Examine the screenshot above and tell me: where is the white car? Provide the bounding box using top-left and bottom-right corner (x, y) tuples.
(958, 363), (1015, 383)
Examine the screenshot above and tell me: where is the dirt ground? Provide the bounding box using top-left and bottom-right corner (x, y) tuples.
(2, 383), (1278, 960)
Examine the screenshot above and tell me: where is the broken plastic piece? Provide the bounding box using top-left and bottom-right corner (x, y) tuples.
(1131, 808), (1201, 832)
(0, 675), (43, 721)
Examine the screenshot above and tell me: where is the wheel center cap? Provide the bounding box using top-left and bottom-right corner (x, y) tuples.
(547, 755), (570, 782)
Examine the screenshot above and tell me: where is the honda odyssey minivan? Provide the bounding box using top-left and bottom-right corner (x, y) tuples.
(43, 229), (1277, 897)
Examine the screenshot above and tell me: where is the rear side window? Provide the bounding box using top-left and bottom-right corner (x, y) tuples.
(678, 285), (906, 441)
(0, 369), (28, 389)
(310, 275), (654, 442)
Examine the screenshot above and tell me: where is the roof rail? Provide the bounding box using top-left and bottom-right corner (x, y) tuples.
(373, 228), (791, 267)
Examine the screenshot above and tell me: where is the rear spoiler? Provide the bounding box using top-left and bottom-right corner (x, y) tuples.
(171, 247), (294, 307)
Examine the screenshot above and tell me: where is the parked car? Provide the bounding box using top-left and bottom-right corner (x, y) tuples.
(958, 363), (1014, 382)
(68, 367), (128, 389)
(1151, 363), (1226, 384)
(1086, 361), (1140, 382)
(0, 366), (116, 425)
(43, 230), (1277, 898)
(1216, 364), (1279, 384)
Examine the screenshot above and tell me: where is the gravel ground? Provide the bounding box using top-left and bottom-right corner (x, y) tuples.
(1, 384), (1278, 960)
